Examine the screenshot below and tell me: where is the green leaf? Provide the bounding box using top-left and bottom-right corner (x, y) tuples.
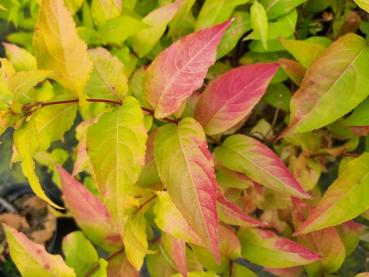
(131, 2), (179, 57)
(217, 12), (251, 59)
(9, 70), (51, 112)
(154, 118), (220, 259)
(214, 135), (309, 198)
(34, 0), (93, 101)
(3, 42), (36, 71)
(344, 97), (369, 127)
(64, 0), (84, 14)
(260, 0), (306, 19)
(86, 47), (128, 100)
(195, 0), (249, 30)
(191, 226), (241, 274)
(124, 0), (137, 10)
(14, 104), (77, 208)
(266, 10), (297, 40)
(129, 68), (150, 109)
(338, 221), (365, 256)
(238, 227), (320, 268)
(280, 38), (327, 68)
(91, 0), (122, 26)
(263, 83), (291, 111)
(168, 0), (196, 37)
(0, 58), (15, 108)
(287, 34), (369, 134)
(248, 1), (268, 50)
(97, 15), (148, 45)
(62, 231), (100, 276)
(3, 224), (76, 277)
(247, 10), (297, 41)
(296, 153), (369, 234)
(232, 263), (257, 277)
(87, 96), (147, 224)
(123, 211), (148, 270)
(293, 200), (345, 275)
(216, 167), (253, 190)
(111, 46), (138, 77)
(91, 259), (108, 277)
(172, 272), (219, 277)
(147, 250), (176, 277)
(34, 104), (78, 151)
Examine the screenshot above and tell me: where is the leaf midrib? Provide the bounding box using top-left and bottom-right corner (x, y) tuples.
(176, 127), (213, 248)
(296, 41), (366, 127)
(155, 24), (226, 114)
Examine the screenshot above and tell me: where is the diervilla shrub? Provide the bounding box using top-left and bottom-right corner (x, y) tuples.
(1, 0), (369, 276)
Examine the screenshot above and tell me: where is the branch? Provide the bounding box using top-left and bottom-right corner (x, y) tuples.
(22, 98), (179, 124)
(85, 247), (124, 277)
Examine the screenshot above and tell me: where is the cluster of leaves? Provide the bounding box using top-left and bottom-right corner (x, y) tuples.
(1, 0), (369, 276)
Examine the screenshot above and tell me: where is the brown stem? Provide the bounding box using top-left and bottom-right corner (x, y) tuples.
(22, 98), (179, 124)
(85, 247), (124, 277)
(135, 194), (157, 213)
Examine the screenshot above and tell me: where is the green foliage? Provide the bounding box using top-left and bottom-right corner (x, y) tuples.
(2, 0), (369, 276)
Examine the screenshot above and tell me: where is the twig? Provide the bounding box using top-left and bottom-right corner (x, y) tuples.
(135, 194), (157, 213)
(85, 248), (124, 277)
(22, 98), (179, 124)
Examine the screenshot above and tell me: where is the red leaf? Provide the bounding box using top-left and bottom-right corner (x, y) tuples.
(161, 234), (187, 277)
(57, 165), (121, 251)
(196, 63), (279, 135)
(217, 192), (267, 227)
(144, 20), (231, 118)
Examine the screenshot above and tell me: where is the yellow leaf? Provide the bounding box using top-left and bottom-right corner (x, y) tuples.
(34, 0), (92, 101)
(3, 224), (76, 277)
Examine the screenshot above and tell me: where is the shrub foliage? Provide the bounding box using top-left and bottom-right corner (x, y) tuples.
(1, 0), (369, 276)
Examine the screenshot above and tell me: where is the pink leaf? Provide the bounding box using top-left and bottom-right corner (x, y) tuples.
(107, 252), (139, 277)
(217, 192), (267, 227)
(154, 118), (219, 260)
(195, 63), (279, 135)
(214, 135), (310, 199)
(239, 227), (321, 268)
(161, 234), (187, 277)
(3, 224), (75, 276)
(56, 165), (122, 251)
(144, 20), (231, 118)
(292, 199), (345, 274)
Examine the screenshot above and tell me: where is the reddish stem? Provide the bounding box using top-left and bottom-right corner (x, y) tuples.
(85, 247), (124, 277)
(22, 98), (179, 124)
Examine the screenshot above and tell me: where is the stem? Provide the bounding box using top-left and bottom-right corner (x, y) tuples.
(22, 98), (179, 124)
(135, 194), (157, 213)
(85, 247), (124, 277)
